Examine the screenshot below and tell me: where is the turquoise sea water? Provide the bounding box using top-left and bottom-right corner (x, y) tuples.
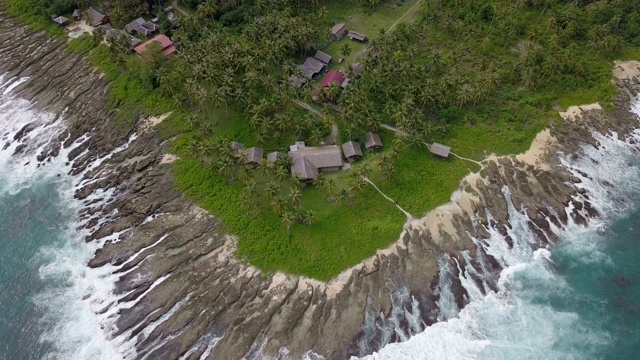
(0, 80), (639, 359)
(0, 180), (66, 359)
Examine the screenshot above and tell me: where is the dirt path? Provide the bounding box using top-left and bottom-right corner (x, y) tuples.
(386, 0), (424, 34)
(293, 99), (324, 119)
(363, 177), (413, 220)
(171, 0), (193, 17)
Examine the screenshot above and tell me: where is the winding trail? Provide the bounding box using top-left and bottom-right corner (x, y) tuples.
(363, 177), (413, 220)
(379, 123), (484, 168)
(293, 99), (324, 119)
(386, 0), (424, 34)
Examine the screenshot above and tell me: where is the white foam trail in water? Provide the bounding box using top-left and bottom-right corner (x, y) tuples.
(358, 97), (640, 360)
(0, 83), (138, 359)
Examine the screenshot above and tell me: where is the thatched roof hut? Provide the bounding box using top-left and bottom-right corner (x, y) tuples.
(330, 23), (348, 40)
(365, 132), (382, 151)
(289, 145), (342, 181)
(245, 147), (264, 165)
(430, 143), (451, 158)
(342, 141), (363, 161)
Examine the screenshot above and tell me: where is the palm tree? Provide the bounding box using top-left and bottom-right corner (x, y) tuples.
(289, 187), (302, 208)
(266, 181), (280, 201)
(340, 43), (352, 59)
(335, 188), (351, 205)
(349, 174), (366, 193)
(243, 180), (257, 197)
(257, 160), (271, 177)
(456, 83), (474, 109)
(313, 174), (326, 191)
(382, 165), (395, 181)
(275, 166), (290, 183)
(281, 211), (294, 230)
(326, 82), (342, 101)
(324, 178), (337, 195)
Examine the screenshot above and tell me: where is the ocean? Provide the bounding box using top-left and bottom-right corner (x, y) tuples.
(0, 78), (639, 359)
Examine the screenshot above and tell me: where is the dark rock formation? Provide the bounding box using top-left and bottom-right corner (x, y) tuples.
(2, 6), (640, 359)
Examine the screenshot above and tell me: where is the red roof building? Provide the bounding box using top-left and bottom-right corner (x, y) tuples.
(320, 70), (345, 88)
(134, 35), (177, 56)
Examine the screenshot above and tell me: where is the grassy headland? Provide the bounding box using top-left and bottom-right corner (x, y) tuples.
(5, 0), (640, 280)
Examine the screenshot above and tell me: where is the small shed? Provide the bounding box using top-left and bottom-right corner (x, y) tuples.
(314, 50), (332, 65)
(330, 23), (348, 41)
(365, 132), (383, 151)
(52, 15), (69, 26)
(164, 6), (175, 13)
(72, 9), (82, 21)
(231, 141), (245, 155)
(342, 141), (363, 161)
(245, 147), (264, 165)
(430, 143), (451, 158)
(267, 151), (285, 163)
(348, 30), (367, 42)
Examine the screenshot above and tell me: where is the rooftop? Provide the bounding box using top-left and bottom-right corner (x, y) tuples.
(430, 143), (451, 158)
(365, 132), (382, 149)
(342, 141), (363, 159)
(314, 50), (332, 65)
(289, 145), (342, 180)
(321, 70), (346, 88)
(134, 34), (177, 56)
(125, 17), (145, 32)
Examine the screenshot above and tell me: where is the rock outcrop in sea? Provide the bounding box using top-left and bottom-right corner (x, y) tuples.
(2, 7), (640, 359)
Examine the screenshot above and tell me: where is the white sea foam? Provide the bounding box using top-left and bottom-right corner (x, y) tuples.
(0, 82), (136, 359)
(358, 97), (640, 360)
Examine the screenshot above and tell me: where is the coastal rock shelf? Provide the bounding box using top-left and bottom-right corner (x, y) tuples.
(2, 6), (640, 359)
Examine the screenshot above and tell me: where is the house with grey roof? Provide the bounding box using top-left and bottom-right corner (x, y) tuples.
(244, 147), (264, 165)
(125, 17), (146, 33)
(73, 9), (82, 21)
(299, 57), (327, 80)
(88, 7), (109, 27)
(314, 51), (332, 66)
(330, 23), (348, 41)
(365, 132), (383, 151)
(430, 143), (451, 158)
(348, 30), (367, 42)
(267, 151), (285, 163)
(342, 141), (363, 161)
(289, 145), (343, 181)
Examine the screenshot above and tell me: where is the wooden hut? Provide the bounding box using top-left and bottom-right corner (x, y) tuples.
(430, 143), (451, 158)
(330, 23), (348, 41)
(342, 141), (363, 161)
(245, 147), (264, 165)
(365, 132), (383, 151)
(348, 30), (367, 42)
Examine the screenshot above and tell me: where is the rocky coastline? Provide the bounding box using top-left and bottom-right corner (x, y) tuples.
(2, 6), (640, 359)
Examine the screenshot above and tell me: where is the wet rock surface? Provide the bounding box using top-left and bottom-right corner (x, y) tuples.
(2, 7), (640, 359)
